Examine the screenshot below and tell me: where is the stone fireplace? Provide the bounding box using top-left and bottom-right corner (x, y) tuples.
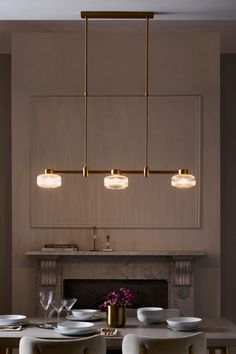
(26, 250), (205, 315)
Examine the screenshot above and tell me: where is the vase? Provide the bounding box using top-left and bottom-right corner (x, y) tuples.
(106, 305), (126, 327)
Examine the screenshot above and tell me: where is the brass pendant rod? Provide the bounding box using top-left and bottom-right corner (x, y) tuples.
(144, 16), (149, 172)
(48, 169), (179, 175)
(83, 15), (88, 171)
(81, 12), (154, 19)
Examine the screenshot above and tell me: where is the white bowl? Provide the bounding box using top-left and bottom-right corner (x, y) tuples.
(137, 313), (157, 324)
(167, 317), (202, 329)
(137, 307), (163, 324)
(72, 309), (98, 320)
(137, 307), (163, 314)
(137, 307), (163, 318)
(57, 321), (94, 333)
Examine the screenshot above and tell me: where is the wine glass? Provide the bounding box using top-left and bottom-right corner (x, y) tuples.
(63, 298), (77, 317)
(52, 299), (66, 323)
(39, 290), (53, 328)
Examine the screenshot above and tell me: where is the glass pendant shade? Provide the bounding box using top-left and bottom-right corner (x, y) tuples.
(171, 169), (196, 189)
(104, 170), (128, 190)
(37, 170), (62, 189)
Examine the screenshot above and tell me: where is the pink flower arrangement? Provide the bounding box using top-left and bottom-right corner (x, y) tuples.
(99, 287), (135, 310)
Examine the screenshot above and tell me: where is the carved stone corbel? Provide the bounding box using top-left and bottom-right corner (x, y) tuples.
(173, 257), (192, 286)
(39, 257), (58, 286)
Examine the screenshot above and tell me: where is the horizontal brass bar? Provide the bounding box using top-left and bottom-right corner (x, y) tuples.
(53, 170), (83, 174)
(81, 11), (154, 19)
(149, 170), (178, 174)
(51, 169), (178, 175)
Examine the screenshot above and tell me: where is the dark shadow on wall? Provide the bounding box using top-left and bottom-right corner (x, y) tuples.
(221, 54), (236, 323)
(0, 54), (11, 313)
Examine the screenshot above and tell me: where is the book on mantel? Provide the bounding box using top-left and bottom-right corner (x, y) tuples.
(41, 243), (79, 252)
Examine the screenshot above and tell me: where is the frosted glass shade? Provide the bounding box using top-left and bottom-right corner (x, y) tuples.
(171, 172), (196, 189)
(104, 171), (128, 190)
(37, 173), (62, 188)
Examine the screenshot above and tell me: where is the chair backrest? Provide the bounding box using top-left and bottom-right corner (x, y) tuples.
(19, 334), (106, 354)
(161, 309), (182, 320)
(122, 332), (206, 354)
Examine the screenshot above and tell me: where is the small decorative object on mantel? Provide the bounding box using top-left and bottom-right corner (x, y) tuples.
(90, 226), (97, 252)
(41, 244), (79, 252)
(103, 235), (112, 252)
(99, 288), (135, 328)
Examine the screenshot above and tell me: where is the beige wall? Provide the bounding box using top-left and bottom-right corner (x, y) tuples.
(0, 54), (11, 313)
(12, 29), (220, 316)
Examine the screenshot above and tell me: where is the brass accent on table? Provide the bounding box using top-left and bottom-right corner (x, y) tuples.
(106, 305), (126, 328)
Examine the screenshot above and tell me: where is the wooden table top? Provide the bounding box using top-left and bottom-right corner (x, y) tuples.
(0, 317), (236, 350)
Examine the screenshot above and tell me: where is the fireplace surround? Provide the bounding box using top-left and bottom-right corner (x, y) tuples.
(25, 250), (205, 316)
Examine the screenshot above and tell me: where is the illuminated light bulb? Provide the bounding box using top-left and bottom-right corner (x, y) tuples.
(37, 169), (62, 189)
(104, 169), (128, 190)
(171, 169), (196, 189)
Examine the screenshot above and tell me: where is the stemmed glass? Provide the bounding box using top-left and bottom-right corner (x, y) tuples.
(63, 298), (77, 317)
(39, 290), (53, 328)
(52, 299), (66, 323)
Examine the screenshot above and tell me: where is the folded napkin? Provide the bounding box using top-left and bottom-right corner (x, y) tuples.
(0, 325), (22, 331)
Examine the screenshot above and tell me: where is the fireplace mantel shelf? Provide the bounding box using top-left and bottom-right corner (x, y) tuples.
(25, 250), (206, 257)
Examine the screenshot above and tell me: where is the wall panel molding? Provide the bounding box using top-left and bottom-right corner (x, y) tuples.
(30, 95), (201, 229)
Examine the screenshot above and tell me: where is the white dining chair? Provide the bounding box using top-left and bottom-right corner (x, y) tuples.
(122, 332), (206, 354)
(19, 334), (106, 354)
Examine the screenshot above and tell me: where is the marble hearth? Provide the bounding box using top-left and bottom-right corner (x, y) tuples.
(25, 251), (205, 316)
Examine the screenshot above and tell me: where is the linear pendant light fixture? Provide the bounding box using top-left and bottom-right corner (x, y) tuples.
(37, 11), (196, 190)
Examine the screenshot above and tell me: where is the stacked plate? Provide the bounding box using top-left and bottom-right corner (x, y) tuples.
(167, 317), (202, 331)
(137, 307), (163, 324)
(0, 315), (27, 326)
(55, 321), (96, 336)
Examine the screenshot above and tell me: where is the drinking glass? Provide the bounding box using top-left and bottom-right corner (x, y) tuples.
(52, 299), (66, 323)
(39, 290), (53, 328)
(63, 298), (77, 316)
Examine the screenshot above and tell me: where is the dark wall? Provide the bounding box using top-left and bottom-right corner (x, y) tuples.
(221, 54), (236, 322)
(0, 54), (11, 313)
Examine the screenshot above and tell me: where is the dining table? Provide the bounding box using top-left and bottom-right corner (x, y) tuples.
(0, 316), (236, 354)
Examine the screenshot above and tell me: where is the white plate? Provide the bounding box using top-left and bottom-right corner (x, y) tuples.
(55, 328), (98, 336)
(57, 321), (94, 332)
(57, 321), (94, 333)
(167, 324), (201, 331)
(66, 314), (104, 322)
(167, 317), (202, 329)
(170, 323), (201, 329)
(0, 315), (27, 326)
(167, 325), (200, 332)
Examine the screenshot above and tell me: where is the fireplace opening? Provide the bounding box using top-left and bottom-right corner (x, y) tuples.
(64, 279), (168, 309)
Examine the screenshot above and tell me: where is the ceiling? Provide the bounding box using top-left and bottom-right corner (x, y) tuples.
(0, 0), (236, 53)
(0, 0), (236, 20)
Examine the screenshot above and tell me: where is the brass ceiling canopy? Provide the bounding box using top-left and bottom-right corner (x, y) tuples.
(81, 11), (154, 19)
(37, 11), (196, 190)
